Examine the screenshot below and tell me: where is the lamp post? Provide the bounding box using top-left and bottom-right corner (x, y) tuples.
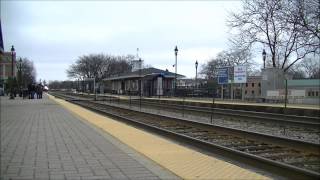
(18, 58), (22, 97)
(174, 46), (178, 96)
(262, 49), (266, 69)
(284, 79), (288, 110)
(195, 60), (198, 89)
(10, 45), (15, 99)
(94, 77), (96, 101)
(139, 58), (142, 111)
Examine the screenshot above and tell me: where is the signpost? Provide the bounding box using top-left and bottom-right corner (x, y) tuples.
(218, 67), (229, 99)
(217, 66), (247, 100)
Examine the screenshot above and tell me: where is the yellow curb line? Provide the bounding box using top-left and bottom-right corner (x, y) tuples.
(49, 94), (269, 180)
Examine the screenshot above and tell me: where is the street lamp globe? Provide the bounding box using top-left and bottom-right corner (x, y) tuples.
(262, 49), (266, 68)
(174, 46), (178, 56)
(195, 60), (198, 88)
(11, 45), (15, 54)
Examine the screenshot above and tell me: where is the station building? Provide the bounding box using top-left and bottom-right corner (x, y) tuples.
(103, 67), (185, 96)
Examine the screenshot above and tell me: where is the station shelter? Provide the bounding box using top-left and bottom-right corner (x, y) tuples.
(103, 67), (185, 96)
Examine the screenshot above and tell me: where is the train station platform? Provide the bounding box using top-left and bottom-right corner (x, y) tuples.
(1, 94), (270, 179)
(1, 95), (178, 180)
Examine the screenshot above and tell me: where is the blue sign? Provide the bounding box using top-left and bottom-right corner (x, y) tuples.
(217, 67), (229, 84)
(218, 76), (228, 84)
(218, 68), (228, 77)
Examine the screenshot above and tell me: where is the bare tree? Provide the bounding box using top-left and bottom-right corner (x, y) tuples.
(103, 55), (134, 78)
(292, 0), (320, 45)
(67, 54), (105, 80)
(228, 0), (319, 72)
(67, 53), (134, 81)
(299, 54), (320, 78)
(200, 48), (253, 79)
(286, 63), (307, 79)
(48, 80), (76, 90)
(20, 58), (36, 86)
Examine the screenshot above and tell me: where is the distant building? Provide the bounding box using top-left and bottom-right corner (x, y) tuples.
(262, 78), (319, 105)
(103, 67), (185, 96)
(0, 52), (17, 93)
(286, 79), (320, 105)
(244, 76), (262, 100)
(215, 76), (262, 100)
(0, 52), (17, 80)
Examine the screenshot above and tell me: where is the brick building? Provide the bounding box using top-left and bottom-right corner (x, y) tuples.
(0, 52), (17, 79)
(244, 76), (262, 100)
(0, 52), (17, 93)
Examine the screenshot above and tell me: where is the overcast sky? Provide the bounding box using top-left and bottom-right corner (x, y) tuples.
(1, 0), (243, 82)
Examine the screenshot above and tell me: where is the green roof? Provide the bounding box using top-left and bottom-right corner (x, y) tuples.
(287, 79), (320, 87)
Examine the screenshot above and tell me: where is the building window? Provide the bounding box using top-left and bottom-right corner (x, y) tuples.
(245, 90), (247, 94)
(252, 90), (254, 94)
(252, 83), (254, 87)
(311, 91), (315, 96)
(308, 91), (312, 96)
(258, 83), (261, 87)
(246, 83), (248, 87)
(316, 91), (319, 97)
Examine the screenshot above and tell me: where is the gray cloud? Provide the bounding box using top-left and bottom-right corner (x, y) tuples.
(1, 1), (241, 81)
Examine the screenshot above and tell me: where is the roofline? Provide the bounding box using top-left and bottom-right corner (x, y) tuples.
(103, 73), (183, 81)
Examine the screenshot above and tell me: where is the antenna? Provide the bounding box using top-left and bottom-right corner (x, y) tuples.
(136, 48), (139, 59)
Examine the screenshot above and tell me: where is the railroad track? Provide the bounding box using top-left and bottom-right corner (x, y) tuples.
(52, 91), (320, 126)
(51, 92), (320, 179)
(136, 99), (319, 125)
(50, 92), (320, 144)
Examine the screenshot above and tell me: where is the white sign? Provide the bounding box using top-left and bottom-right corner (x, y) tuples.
(233, 65), (247, 83)
(290, 90), (305, 97)
(267, 90), (279, 97)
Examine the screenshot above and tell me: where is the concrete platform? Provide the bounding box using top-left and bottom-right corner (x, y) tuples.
(48, 94), (270, 180)
(0, 95), (178, 180)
